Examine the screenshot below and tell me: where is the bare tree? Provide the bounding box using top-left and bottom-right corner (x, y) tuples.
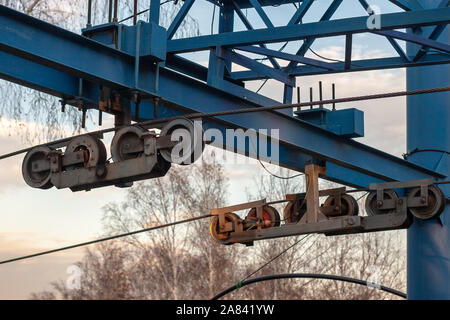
(31, 163), (405, 300)
(0, 0), (85, 144)
(32, 152), (245, 300)
(0, 0), (199, 144)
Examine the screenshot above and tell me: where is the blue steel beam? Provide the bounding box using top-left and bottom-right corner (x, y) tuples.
(231, 53), (450, 80)
(374, 30), (450, 53)
(0, 51), (436, 190)
(149, 0), (160, 24)
(235, 45), (339, 71)
(345, 34), (352, 70)
(231, 0), (280, 69)
(248, 0), (274, 28)
(412, 0), (450, 61)
(167, 0), (195, 39)
(231, 0), (301, 8)
(286, 0), (343, 71)
(388, 0), (423, 11)
(288, 0), (314, 25)
(0, 6), (444, 188)
(218, 49), (294, 85)
(167, 7), (450, 53)
(358, 0), (409, 62)
(413, 25), (448, 61)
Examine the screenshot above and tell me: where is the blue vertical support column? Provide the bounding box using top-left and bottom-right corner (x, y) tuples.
(207, 2), (233, 86)
(149, 0), (160, 24)
(406, 0), (450, 300)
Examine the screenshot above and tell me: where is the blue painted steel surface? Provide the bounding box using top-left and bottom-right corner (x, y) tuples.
(295, 108), (365, 139)
(167, 8), (450, 53)
(121, 22), (167, 60)
(233, 54), (450, 80)
(407, 0), (450, 300)
(0, 4), (447, 188)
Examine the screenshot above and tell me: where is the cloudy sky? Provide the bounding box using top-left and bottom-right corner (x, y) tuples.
(0, 0), (414, 299)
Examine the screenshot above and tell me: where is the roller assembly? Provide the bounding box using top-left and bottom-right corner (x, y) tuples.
(21, 119), (204, 192)
(210, 164), (446, 245)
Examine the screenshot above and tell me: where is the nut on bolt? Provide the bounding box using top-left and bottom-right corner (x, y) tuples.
(346, 217), (355, 226)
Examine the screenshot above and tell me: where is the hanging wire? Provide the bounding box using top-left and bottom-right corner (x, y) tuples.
(1, 86), (449, 162)
(118, 0), (175, 24)
(212, 273), (407, 300)
(239, 234), (311, 283)
(0, 214), (212, 265)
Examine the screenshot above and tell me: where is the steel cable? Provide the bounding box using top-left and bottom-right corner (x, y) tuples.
(0, 214), (211, 265)
(0, 86), (449, 162)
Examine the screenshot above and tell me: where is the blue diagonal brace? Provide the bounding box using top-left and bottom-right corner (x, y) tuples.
(231, 0), (280, 69)
(219, 49), (294, 86)
(167, 7), (450, 53)
(236, 45), (339, 70)
(358, 0), (410, 62)
(413, 0), (450, 61)
(231, 54), (450, 80)
(288, 0), (314, 25)
(248, 0), (274, 28)
(167, 0), (195, 40)
(287, 0), (343, 70)
(388, 0), (423, 11)
(374, 30), (450, 54)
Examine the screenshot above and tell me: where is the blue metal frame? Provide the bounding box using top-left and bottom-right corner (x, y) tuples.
(167, 8), (450, 53)
(0, 3), (449, 188)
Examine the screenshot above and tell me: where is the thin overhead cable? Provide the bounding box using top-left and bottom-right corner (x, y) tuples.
(1, 86), (449, 162)
(0, 214), (211, 266)
(258, 159), (304, 180)
(118, 0), (174, 23)
(239, 234), (311, 283)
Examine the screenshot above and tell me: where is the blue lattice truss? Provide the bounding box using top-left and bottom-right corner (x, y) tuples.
(0, 0), (449, 188)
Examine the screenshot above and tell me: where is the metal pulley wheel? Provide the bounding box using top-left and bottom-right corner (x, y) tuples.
(322, 194), (359, 217)
(283, 196), (307, 223)
(244, 205), (281, 229)
(111, 126), (147, 162)
(365, 189), (399, 216)
(65, 135), (107, 169)
(408, 185), (445, 220)
(22, 146), (54, 189)
(210, 213), (242, 244)
(160, 118), (204, 165)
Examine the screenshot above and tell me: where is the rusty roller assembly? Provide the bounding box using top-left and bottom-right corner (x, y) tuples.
(208, 164), (444, 246)
(210, 212), (242, 245)
(322, 194), (359, 217)
(283, 195), (307, 223)
(244, 205), (281, 229)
